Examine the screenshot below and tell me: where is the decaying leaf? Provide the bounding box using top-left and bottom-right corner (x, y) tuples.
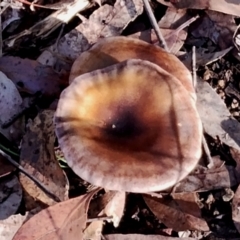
(41, 0), (143, 62)
(0, 175), (22, 220)
(173, 156), (238, 192)
(13, 188), (100, 240)
(157, 0), (240, 17)
(0, 213), (29, 240)
(0, 57), (66, 99)
(143, 192), (209, 232)
(196, 78), (240, 151)
(232, 184), (240, 234)
(0, 71), (23, 125)
(84, 191), (126, 239)
(190, 11), (236, 49)
(19, 110), (68, 209)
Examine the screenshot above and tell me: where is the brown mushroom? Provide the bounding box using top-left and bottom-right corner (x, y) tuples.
(69, 36), (196, 101)
(55, 45), (202, 192)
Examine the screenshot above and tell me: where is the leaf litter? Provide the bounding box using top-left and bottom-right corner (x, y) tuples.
(2, 0), (240, 239)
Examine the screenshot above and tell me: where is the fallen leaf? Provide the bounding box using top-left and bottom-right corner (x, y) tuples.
(0, 57), (66, 99)
(13, 188), (100, 240)
(196, 78), (240, 151)
(157, 0), (240, 17)
(19, 110), (68, 209)
(0, 213), (29, 240)
(173, 156), (238, 192)
(0, 71), (23, 125)
(0, 175), (22, 220)
(143, 192), (209, 231)
(40, 0), (143, 62)
(190, 11), (236, 49)
(232, 184), (240, 234)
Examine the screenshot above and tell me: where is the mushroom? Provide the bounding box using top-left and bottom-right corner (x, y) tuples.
(69, 36), (196, 101)
(55, 38), (202, 193)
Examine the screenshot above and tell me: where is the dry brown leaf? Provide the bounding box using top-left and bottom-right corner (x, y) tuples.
(173, 156), (238, 192)
(0, 57), (66, 99)
(19, 110), (68, 209)
(157, 0), (240, 17)
(232, 184), (240, 234)
(143, 192), (209, 232)
(196, 78), (240, 151)
(84, 191), (126, 239)
(0, 213), (29, 240)
(0, 175), (22, 220)
(13, 188), (100, 240)
(54, 0), (143, 60)
(104, 234), (196, 240)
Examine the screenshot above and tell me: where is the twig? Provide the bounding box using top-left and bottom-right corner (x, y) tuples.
(0, 149), (61, 202)
(142, 0), (169, 51)
(87, 216), (113, 223)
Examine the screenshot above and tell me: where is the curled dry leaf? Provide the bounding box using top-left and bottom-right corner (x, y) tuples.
(143, 192), (209, 232)
(104, 234), (196, 239)
(196, 79), (240, 151)
(19, 110), (68, 209)
(13, 188), (100, 240)
(157, 0), (240, 17)
(0, 57), (66, 99)
(0, 175), (22, 220)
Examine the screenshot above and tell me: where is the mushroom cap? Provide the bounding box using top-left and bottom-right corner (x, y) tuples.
(55, 59), (202, 193)
(69, 36), (195, 100)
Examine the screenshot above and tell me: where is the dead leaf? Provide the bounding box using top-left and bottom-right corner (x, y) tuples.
(143, 192), (209, 232)
(104, 234), (196, 239)
(232, 184), (240, 234)
(196, 78), (240, 151)
(173, 156), (238, 192)
(0, 214), (29, 240)
(157, 0), (240, 17)
(13, 189), (100, 240)
(45, 0), (143, 61)
(190, 11), (236, 49)
(0, 57), (66, 99)
(0, 71), (23, 125)
(84, 191), (126, 239)
(19, 110), (68, 209)
(0, 175), (22, 220)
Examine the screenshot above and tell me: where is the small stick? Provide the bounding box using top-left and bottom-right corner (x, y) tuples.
(0, 149), (61, 202)
(142, 0), (169, 52)
(192, 46), (213, 168)
(87, 216), (113, 223)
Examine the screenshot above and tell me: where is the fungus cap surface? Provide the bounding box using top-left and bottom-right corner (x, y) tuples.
(69, 36), (195, 100)
(55, 59), (202, 192)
